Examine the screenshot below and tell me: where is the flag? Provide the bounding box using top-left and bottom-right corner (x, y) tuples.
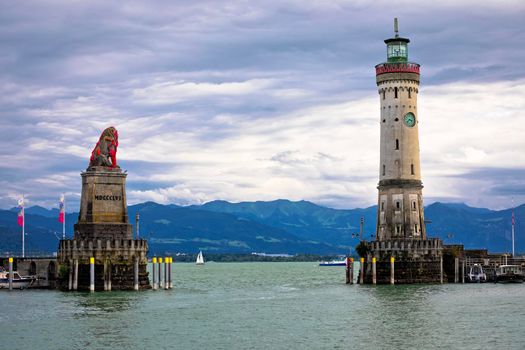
(17, 197), (24, 227)
(58, 194), (65, 223)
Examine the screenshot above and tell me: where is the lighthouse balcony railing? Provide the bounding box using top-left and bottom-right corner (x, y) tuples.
(375, 62), (420, 75)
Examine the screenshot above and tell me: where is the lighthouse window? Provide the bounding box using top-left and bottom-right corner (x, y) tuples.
(382, 90), (385, 99)
(411, 164), (414, 175)
(394, 87), (398, 98)
(395, 139), (399, 150)
(381, 202), (385, 211)
(396, 201), (400, 209)
(382, 164), (385, 176)
(412, 201), (416, 210)
(408, 88), (412, 98)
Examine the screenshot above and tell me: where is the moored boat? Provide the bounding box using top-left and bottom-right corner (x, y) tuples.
(494, 265), (524, 283)
(319, 260), (346, 266)
(0, 267), (36, 289)
(466, 264), (487, 283)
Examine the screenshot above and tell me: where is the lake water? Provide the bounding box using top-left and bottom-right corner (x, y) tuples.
(1, 262), (525, 349)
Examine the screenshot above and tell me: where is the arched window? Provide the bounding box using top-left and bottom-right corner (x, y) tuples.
(382, 90), (386, 100)
(395, 139), (399, 150)
(408, 88), (412, 98)
(394, 87), (398, 98)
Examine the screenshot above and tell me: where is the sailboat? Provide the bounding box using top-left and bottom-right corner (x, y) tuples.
(196, 251), (205, 265)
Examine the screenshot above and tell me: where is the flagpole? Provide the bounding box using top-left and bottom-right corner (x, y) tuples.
(63, 195), (66, 239)
(22, 195), (25, 258)
(512, 197), (515, 258)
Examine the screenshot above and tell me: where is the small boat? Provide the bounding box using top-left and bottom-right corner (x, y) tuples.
(319, 260), (346, 267)
(0, 267), (36, 289)
(196, 251), (205, 265)
(494, 265), (524, 283)
(466, 264), (487, 283)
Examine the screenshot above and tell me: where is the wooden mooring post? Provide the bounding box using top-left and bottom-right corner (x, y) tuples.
(152, 257), (158, 290)
(89, 257), (95, 292)
(454, 258), (459, 283)
(8, 257), (13, 291)
(372, 257), (377, 285)
(359, 257), (364, 284)
(461, 260), (465, 284)
(390, 256), (395, 285)
(168, 257), (173, 289)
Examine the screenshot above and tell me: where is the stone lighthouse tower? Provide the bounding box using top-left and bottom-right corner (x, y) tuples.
(360, 19), (444, 284)
(375, 18), (426, 241)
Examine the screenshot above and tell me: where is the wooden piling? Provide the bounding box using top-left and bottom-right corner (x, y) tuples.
(372, 257), (377, 285)
(349, 258), (354, 284)
(89, 257), (95, 292)
(454, 257), (459, 283)
(134, 257), (139, 291)
(159, 257), (163, 289)
(164, 257), (168, 290)
(68, 260), (73, 291)
(107, 263), (112, 291)
(8, 257), (13, 291)
(390, 256), (395, 285)
(461, 260), (465, 284)
(73, 259), (78, 291)
(152, 257), (158, 290)
(440, 256), (443, 284)
(168, 257), (173, 289)
(103, 261), (108, 291)
(359, 257), (364, 284)
(345, 257), (350, 284)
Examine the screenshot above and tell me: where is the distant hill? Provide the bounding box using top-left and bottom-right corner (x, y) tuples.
(0, 200), (523, 256)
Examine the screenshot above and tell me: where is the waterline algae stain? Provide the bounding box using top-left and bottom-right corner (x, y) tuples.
(2, 263), (525, 349)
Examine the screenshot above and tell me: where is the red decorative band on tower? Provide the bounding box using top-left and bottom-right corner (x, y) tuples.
(375, 62), (420, 76)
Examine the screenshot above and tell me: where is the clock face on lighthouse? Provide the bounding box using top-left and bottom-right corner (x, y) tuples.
(404, 112), (416, 127)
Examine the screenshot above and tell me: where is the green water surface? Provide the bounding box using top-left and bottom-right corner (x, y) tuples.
(1, 262), (524, 349)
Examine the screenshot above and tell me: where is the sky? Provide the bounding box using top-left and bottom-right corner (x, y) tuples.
(1, 0), (524, 211)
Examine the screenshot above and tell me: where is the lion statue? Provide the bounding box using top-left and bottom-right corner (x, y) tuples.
(89, 126), (119, 168)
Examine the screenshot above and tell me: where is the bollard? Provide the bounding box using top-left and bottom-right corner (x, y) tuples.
(152, 257), (158, 290)
(159, 258), (163, 289)
(372, 257), (377, 285)
(461, 260), (465, 283)
(390, 256), (395, 285)
(359, 257), (364, 284)
(73, 259), (78, 291)
(440, 256), (443, 284)
(454, 258), (459, 283)
(168, 257), (173, 289)
(103, 261), (108, 291)
(68, 261), (73, 291)
(164, 257), (168, 290)
(345, 257), (350, 284)
(134, 257), (139, 291)
(349, 258), (354, 285)
(8, 257), (13, 291)
(89, 257), (95, 292)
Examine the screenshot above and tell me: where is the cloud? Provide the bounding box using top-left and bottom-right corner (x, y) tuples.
(0, 1), (524, 211)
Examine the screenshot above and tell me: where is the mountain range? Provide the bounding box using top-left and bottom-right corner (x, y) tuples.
(0, 200), (522, 256)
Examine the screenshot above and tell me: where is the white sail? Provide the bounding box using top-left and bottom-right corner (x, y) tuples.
(196, 251), (205, 265)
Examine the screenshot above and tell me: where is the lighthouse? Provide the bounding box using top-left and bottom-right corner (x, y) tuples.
(359, 19), (444, 284)
(375, 18), (426, 241)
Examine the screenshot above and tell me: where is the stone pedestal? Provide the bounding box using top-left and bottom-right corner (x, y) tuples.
(359, 238), (445, 284)
(57, 167), (150, 291)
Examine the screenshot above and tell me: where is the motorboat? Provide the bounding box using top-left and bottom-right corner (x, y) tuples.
(494, 265), (524, 283)
(466, 264), (487, 283)
(319, 260), (347, 266)
(0, 267), (36, 289)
